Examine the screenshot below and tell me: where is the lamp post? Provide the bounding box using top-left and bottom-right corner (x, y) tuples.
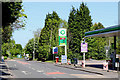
(33, 35), (35, 60)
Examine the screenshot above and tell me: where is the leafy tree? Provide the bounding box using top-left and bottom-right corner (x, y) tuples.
(16, 44), (22, 50)
(38, 11), (60, 60)
(116, 37), (120, 54)
(68, 2), (92, 60)
(67, 6), (76, 60)
(2, 2), (27, 43)
(24, 38), (34, 59)
(86, 23), (107, 59)
(2, 39), (18, 57)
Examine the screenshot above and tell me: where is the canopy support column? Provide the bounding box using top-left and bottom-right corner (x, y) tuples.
(113, 36), (116, 70)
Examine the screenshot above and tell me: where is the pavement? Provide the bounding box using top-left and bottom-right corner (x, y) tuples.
(54, 60), (119, 78)
(0, 61), (13, 79)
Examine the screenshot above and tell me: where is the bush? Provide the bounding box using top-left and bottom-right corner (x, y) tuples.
(4, 56), (7, 60)
(9, 55), (13, 59)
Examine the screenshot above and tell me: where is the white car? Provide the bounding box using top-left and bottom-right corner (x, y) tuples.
(24, 56), (29, 61)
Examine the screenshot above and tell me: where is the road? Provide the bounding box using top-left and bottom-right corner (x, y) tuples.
(5, 59), (105, 78)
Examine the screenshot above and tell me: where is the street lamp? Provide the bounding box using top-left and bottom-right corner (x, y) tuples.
(33, 34), (35, 60)
(28, 30), (35, 60)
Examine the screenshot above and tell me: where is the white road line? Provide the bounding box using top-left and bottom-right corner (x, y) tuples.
(31, 68), (35, 70)
(14, 64), (16, 67)
(37, 70), (43, 72)
(22, 71), (27, 75)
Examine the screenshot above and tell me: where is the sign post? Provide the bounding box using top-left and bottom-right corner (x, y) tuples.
(59, 28), (67, 46)
(53, 47), (58, 62)
(61, 55), (67, 64)
(81, 42), (88, 67)
(59, 28), (67, 63)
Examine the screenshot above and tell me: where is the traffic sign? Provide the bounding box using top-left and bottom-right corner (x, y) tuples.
(53, 47), (58, 54)
(81, 43), (88, 52)
(59, 28), (67, 46)
(61, 55), (67, 63)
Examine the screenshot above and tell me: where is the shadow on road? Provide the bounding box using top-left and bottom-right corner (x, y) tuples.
(0, 64), (11, 76)
(86, 64), (113, 70)
(86, 64), (103, 69)
(8, 67), (18, 70)
(0, 70), (11, 76)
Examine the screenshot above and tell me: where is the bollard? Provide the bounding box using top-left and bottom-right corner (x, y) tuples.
(67, 59), (71, 65)
(55, 57), (59, 64)
(82, 61), (85, 68)
(103, 61), (109, 72)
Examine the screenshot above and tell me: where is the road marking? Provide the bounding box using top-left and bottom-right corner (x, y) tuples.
(37, 70), (43, 72)
(70, 74), (104, 78)
(28, 64), (31, 65)
(31, 68), (35, 70)
(14, 64), (16, 67)
(29, 67), (31, 68)
(21, 71), (31, 75)
(17, 61), (29, 65)
(9, 59), (16, 61)
(22, 71), (27, 75)
(46, 72), (65, 75)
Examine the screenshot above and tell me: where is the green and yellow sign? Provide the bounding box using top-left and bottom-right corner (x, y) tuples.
(59, 28), (67, 46)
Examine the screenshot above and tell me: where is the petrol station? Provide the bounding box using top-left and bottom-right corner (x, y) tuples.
(85, 24), (120, 70)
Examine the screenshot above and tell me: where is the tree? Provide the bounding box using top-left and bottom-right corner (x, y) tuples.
(86, 23), (107, 59)
(68, 2), (92, 60)
(117, 37), (120, 54)
(38, 11), (60, 60)
(24, 38), (34, 59)
(1, 39), (23, 57)
(16, 44), (22, 50)
(2, 2), (27, 43)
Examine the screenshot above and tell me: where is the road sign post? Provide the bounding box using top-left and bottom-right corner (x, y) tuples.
(61, 55), (67, 64)
(53, 47), (58, 62)
(81, 42), (88, 68)
(59, 28), (67, 62)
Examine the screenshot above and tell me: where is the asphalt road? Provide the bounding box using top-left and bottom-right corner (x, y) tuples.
(5, 59), (104, 78)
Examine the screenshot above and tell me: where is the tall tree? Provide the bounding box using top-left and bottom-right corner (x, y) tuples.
(38, 11), (60, 60)
(2, 2), (27, 43)
(68, 6), (76, 59)
(68, 2), (92, 60)
(86, 23), (107, 59)
(24, 38), (34, 59)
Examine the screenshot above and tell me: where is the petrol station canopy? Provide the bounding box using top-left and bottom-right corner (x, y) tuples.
(85, 25), (120, 37)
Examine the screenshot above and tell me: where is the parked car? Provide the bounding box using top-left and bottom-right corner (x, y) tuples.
(24, 56), (29, 61)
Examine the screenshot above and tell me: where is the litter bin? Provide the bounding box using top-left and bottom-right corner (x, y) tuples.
(55, 57), (59, 63)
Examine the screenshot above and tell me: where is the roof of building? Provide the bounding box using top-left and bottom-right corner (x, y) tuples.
(85, 25), (120, 37)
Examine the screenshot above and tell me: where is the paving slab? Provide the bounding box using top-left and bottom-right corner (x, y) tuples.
(54, 63), (119, 78)
(0, 61), (13, 79)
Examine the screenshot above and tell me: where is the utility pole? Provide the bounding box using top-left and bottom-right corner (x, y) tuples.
(83, 38), (85, 68)
(0, 2), (2, 61)
(65, 45), (67, 56)
(81, 38), (87, 68)
(33, 37), (35, 60)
